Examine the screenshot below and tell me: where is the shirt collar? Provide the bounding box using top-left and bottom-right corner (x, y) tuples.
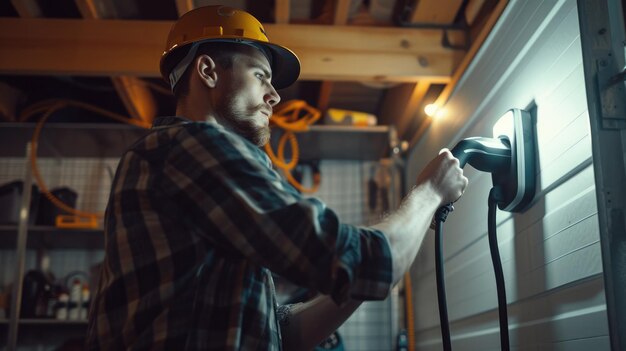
(152, 116), (191, 128)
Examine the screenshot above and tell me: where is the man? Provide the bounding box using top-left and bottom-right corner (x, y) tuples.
(86, 5), (468, 350)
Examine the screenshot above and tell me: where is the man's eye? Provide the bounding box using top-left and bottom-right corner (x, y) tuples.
(256, 72), (265, 80)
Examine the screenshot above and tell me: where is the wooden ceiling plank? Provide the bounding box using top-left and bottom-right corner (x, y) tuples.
(112, 76), (158, 124)
(397, 81), (430, 134)
(318, 0), (352, 120)
(74, 0), (117, 19)
(433, 0), (508, 106)
(410, 0), (464, 24)
(269, 24), (449, 55)
(334, 0), (352, 25)
(10, 0), (42, 18)
(74, 0), (99, 18)
(0, 18), (451, 56)
(294, 48), (452, 82)
(0, 18), (454, 82)
(275, 0), (290, 24)
(465, 0), (487, 25)
(74, 0), (157, 125)
(409, 0), (509, 149)
(317, 81), (333, 112)
(176, 0), (194, 17)
(379, 81), (430, 137)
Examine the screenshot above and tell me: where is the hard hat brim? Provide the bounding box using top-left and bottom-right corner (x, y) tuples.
(259, 42), (300, 90)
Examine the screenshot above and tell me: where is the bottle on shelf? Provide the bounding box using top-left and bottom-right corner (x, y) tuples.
(21, 270), (54, 318)
(0, 286), (7, 319)
(68, 279), (81, 320)
(55, 291), (69, 320)
(80, 283), (90, 320)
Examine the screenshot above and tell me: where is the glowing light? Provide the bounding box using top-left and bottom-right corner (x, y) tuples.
(434, 108), (446, 119)
(424, 103), (438, 117)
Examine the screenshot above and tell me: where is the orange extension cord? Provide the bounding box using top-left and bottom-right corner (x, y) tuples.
(21, 98), (323, 225)
(20, 99), (150, 226)
(264, 100), (322, 193)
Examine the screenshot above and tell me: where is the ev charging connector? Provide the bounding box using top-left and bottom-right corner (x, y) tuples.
(435, 108), (536, 351)
(450, 108), (536, 211)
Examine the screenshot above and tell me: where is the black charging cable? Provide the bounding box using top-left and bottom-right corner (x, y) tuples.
(434, 203), (454, 351)
(488, 187), (510, 351)
(435, 188), (510, 351)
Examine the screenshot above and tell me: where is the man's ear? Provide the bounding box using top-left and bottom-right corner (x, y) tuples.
(196, 54), (218, 88)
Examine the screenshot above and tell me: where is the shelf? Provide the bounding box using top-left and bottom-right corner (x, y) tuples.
(0, 318), (88, 326)
(0, 122), (148, 158)
(273, 125), (396, 160)
(0, 123), (396, 160)
(0, 225), (104, 250)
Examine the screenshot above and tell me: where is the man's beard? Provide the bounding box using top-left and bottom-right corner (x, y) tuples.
(216, 99), (271, 147)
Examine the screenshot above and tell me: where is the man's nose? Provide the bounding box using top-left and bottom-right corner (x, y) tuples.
(265, 85), (281, 107)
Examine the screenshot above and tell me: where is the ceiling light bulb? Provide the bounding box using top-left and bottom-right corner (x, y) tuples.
(424, 104), (438, 117)
(434, 109), (446, 119)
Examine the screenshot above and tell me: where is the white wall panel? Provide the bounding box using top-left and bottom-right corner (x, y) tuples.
(406, 0), (608, 349)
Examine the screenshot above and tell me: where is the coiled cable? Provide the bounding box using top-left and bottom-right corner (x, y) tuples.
(20, 99), (150, 222)
(264, 100), (322, 193)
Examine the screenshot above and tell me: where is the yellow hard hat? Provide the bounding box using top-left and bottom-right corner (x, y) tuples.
(160, 5), (300, 90)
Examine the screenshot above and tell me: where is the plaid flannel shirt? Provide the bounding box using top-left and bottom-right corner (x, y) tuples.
(86, 116), (392, 350)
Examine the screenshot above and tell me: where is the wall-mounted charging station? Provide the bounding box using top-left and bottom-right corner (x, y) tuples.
(450, 108), (535, 212)
(434, 108), (536, 351)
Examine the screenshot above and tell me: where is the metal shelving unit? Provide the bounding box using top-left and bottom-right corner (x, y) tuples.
(0, 122), (397, 160)
(0, 226), (104, 250)
(0, 318), (88, 326)
(0, 121), (398, 349)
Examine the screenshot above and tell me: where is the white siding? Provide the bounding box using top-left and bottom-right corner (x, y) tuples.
(406, 0), (608, 350)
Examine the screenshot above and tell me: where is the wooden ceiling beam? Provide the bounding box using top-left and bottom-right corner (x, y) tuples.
(409, 0), (464, 24)
(275, 0), (290, 24)
(334, 0), (352, 25)
(465, 0), (487, 25)
(313, 0), (353, 112)
(409, 0), (509, 149)
(175, 0), (194, 17)
(74, 0), (157, 125)
(10, 0), (43, 18)
(270, 24), (449, 54)
(111, 76), (158, 124)
(0, 18), (454, 82)
(75, 0), (118, 19)
(316, 81), (333, 112)
(379, 81), (430, 137)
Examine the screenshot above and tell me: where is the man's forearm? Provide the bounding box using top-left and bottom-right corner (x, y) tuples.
(372, 181), (441, 284)
(281, 295), (362, 351)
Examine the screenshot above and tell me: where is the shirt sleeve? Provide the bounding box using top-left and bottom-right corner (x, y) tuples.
(160, 123), (392, 304)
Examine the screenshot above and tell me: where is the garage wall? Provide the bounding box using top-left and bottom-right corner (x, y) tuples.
(405, 0), (609, 350)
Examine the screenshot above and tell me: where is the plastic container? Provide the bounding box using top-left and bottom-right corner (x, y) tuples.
(36, 187), (77, 226)
(68, 279), (82, 320)
(56, 292), (69, 320)
(21, 269), (53, 318)
(324, 108), (377, 127)
(0, 180), (39, 225)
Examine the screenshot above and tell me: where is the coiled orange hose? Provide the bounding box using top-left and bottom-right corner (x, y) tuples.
(21, 99), (150, 222)
(264, 100), (322, 193)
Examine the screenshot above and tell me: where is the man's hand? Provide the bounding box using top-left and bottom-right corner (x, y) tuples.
(416, 148), (468, 206)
